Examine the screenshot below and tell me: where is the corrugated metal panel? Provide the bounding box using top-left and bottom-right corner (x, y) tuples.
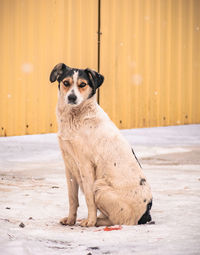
(99, 0), (200, 129)
(1, 0), (199, 136)
(0, 0), (98, 136)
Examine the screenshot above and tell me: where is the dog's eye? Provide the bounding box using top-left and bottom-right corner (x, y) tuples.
(63, 81), (70, 87)
(79, 82), (87, 88)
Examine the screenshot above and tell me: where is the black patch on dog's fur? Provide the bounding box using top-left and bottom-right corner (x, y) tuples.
(85, 68), (104, 98)
(131, 148), (142, 168)
(140, 178), (146, 185)
(50, 63), (71, 84)
(138, 200), (152, 224)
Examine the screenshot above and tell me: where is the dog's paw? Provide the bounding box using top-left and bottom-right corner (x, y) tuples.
(79, 218), (96, 227)
(60, 217), (76, 226)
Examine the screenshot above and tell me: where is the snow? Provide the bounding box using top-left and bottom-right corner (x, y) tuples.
(0, 124), (200, 254)
(121, 124), (200, 146)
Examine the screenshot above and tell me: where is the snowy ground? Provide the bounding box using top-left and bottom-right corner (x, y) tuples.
(0, 124), (200, 255)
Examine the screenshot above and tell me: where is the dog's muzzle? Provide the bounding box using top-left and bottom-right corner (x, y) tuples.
(68, 94), (77, 105)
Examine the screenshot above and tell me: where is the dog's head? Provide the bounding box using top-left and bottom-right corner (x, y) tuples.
(50, 63), (104, 107)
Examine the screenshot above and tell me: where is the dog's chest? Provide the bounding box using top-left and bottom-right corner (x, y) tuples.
(59, 123), (95, 156)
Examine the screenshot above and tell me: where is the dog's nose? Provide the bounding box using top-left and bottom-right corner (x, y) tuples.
(68, 94), (77, 104)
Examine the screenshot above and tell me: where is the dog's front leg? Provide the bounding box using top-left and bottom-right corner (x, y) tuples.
(80, 168), (97, 227)
(60, 167), (79, 226)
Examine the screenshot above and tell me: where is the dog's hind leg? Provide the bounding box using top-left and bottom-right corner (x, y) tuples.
(96, 212), (112, 226)
(96, 217), (113, 227)
(94, 180), (138, 225)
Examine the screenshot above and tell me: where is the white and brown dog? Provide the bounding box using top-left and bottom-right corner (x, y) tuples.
(50, 63), (152, 227)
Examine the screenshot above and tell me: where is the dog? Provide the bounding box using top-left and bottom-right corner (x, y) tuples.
(50, 63), (152, 227)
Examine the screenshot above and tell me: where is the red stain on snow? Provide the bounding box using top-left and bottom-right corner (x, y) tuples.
(95, 226), (122, 232)
(103, 226), (122, 231)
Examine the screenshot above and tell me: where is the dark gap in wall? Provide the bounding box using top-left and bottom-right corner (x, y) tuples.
(97, 0), (102, 104)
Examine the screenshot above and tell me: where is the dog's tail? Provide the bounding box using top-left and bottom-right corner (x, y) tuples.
(138, 200), (152, 224)
(131, 148), (142, 168)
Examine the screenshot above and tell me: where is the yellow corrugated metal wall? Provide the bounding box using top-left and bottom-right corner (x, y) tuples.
(0, 0), (98, 136)
(0, 0), (199, 136)
(100, 0), (200, 129)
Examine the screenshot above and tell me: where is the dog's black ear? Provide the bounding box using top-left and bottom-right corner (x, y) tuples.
(85, 68), (104, 89)
(50, 63), (70, 83)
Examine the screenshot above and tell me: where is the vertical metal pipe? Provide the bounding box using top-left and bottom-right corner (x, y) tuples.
(97, 0), (101, 104)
